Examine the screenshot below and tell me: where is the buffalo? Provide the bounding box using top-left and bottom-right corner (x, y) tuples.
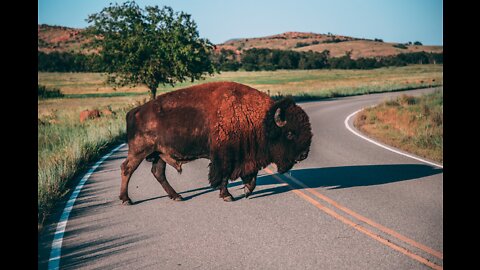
(79, 109), (100, 123)
(119, 82), (312, 204)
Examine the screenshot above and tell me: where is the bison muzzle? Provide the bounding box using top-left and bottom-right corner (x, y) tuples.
(119, 82), (312, 204)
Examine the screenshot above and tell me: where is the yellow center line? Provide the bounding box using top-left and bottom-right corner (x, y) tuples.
(263, 167), (442, 270)
(281, 170), (443, 260)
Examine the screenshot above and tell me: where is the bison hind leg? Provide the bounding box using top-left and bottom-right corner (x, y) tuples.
(146, 151), (182, 173)
(160, 154), (183, 174)
(151, 159), (183, 201)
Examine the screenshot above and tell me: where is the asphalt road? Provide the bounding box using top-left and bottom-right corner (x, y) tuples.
(38, 87), (443, 270)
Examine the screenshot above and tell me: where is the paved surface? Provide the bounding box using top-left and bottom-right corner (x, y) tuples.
(38, 87), (443, 269)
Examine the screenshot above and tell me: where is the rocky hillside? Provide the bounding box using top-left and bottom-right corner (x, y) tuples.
(38, 24), (442, 59)
(215, 31), (442, 59)
(38, 24), (91, 53)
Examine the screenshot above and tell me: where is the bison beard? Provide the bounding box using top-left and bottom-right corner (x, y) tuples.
(119, 82), (312, 204)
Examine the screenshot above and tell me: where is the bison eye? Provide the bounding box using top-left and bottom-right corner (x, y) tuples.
(286, 131), (295, 140)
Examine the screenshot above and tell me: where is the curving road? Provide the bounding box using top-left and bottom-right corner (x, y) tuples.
(38, 87), (443, 269)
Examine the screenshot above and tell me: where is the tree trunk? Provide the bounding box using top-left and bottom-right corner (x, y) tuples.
(149, 87), (157, 100)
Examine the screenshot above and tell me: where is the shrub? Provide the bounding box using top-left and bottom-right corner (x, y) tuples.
(385, 99), (400, 107)
(323, 38), (344, 43)
(399, 94), (416, 105)
(295, 42), (310, 48)
(38, 84), (64, 99)
(393, 44), (408, 49)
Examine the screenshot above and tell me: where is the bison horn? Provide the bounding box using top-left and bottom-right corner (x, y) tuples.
(274, 108), (287, 127)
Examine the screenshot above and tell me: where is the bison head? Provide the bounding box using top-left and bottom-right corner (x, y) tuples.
(266, 97), (312, 174)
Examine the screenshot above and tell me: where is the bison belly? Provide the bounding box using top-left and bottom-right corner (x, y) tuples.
(154, 107), (210, 163)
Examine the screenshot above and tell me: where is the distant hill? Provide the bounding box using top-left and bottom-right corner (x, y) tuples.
(38, 24), (442, 59)
(38, 24), (93, 54)
(215, 31), (443, 59)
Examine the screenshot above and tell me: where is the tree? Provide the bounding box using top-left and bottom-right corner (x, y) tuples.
(329, 51), (356, 69)
(393, 43), (408, 49)
(84, 1), (215, 99)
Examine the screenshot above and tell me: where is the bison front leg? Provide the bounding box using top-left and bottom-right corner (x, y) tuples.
(218, 180), (234, 202)
(241, 171), (258, 199)
(208, 158), (234, 202)
(151, 158), (183, 201)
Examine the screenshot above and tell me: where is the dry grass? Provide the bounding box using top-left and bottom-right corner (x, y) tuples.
(354, 90), (443, 163)
(37, 72), (150, 94)
(38, 95), (147, 118)
(38, 64), (443, 97)
(294, 40), (443, 59)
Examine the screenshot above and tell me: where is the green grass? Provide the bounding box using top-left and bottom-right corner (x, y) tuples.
(270, 83), (440, 102)
(354, 90), (443, 163)
(37, 105), (134, 230)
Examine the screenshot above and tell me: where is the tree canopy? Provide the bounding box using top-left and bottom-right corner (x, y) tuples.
(84, 1), (215, 99)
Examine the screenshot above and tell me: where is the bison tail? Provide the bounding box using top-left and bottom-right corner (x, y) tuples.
(125, 107), (141, 143)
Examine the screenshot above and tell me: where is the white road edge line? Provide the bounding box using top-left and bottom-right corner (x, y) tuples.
(47, 143), (126, 270)
(345, 109), (443, 169)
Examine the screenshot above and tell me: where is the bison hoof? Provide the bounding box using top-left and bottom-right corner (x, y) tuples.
(244, 187), (252, 199)
(119, 194), (132, 205)
(122, 199), (133, 206)
(223, 196), (235, 202)
(172, 195), (184, 201)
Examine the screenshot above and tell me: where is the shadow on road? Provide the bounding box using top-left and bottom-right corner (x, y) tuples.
(239, 164), (443, 199)
(133, 164), (443, 203)
(60, 234), (148, 270)
(132, 186), (212, 204)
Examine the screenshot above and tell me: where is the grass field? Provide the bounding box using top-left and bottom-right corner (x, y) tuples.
(354, 90), (443, 163)
(38, 64), (443, 230)
(38, 64), (443, 98)
(38, 108), (127, 229)
(38, 96), (146, 230)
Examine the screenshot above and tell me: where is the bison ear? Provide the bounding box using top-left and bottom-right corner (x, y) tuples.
(266, 96), (296, 139)
(274, 108), (287, 127)
(273, 96), (295, 127)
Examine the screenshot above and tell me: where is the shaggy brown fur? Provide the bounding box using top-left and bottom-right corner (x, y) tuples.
(119, 82), (312, 204)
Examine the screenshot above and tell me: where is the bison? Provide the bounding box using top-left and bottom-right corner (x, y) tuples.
(79, 109), (100, 123)
(119, 82), (312, 204)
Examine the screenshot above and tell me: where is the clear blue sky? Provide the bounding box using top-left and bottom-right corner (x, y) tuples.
(38, 0), (443, 45)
